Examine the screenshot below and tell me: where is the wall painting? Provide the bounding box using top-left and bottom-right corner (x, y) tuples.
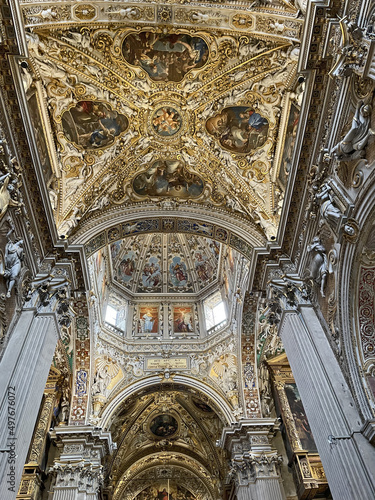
(173, 306), (194, 333)
(278, 102), (300, 189)
(169, 256), (189, 287)
(116, 250), (136, 284)
(194, 251), (214, 282)
(284, 383), (317, 451)
(138, 306), (159, 334)
(140, 256), (162, 290)
(150, 414), (178, 438)
(135, 483), (196, 500)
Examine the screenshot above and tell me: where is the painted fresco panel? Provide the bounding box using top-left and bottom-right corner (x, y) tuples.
(169, 256), (189, 288)
(61, 101), (128, 149)
(206, 106), (269, 154)
(135, 483), (196, 500)
(122, 31), (209, 82)
(27, 91), (53, 183)
(133, 160), (204, 199)
(116, 251), (136, 284)
(278, 102), (300, 189)
(140, 256), (162, 291)
(194, 251), (214, 282)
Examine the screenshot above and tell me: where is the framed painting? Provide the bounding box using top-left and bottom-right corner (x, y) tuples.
(173, 306), (194, 333)
(138, 305), (159, 334)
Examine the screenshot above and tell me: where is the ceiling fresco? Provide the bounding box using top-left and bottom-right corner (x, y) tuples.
(109, 233), (220, 295)
(20, 0), (304, 243)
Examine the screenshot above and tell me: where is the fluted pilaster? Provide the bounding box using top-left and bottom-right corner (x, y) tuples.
(279, 306), (375, 499)
(0, 311), (59, 499)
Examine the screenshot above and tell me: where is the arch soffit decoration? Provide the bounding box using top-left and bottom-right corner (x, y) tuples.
(113, 456), (216, 500)
(70, 210), (267, 263)
(100, 375), (235, 430)
(328, 173), (375, 421)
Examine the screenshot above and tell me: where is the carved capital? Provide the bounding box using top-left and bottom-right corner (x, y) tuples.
(50, 462), (103, 493)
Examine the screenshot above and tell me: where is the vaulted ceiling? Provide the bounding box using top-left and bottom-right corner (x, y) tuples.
(21, 0), (303, 245)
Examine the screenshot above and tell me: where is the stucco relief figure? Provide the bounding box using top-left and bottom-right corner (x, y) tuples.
(0, 173), (22, 222)
(314, 183), (343, 230)
(306, 237), (328, 297)
(92, 366), (111, 397)
(4, 233), (24, 298)
(331, 102), (375, 160)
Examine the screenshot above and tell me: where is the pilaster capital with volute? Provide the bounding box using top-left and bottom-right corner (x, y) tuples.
(49, 425), (114, 496)
(219, 419), (283, 484)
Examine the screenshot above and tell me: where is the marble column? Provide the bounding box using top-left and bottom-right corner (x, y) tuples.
(279, 305), (375, 500)
(220, 419), (286, 500)
(0, 310), (59, 500)
(49, 426), (113, 500)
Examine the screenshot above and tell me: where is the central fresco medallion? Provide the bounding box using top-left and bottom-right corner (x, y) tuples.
(150, 414), (178, 438)
(152, 106), (182, 137)
(122, 31), (209, 82)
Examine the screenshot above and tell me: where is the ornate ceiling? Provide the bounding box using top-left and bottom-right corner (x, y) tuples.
(21, 0), (303, 244)
(16, 1), (305, 498)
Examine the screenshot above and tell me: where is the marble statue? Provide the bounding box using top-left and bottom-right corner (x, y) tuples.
(4, 233), (24, 298)
(0, 173), (22, 222)
(314, 183), (343, 229)
(331, 101), (375, 160)
(306, 237), (328, 297)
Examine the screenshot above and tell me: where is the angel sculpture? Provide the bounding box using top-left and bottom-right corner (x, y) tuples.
(331, 101), (375, 160)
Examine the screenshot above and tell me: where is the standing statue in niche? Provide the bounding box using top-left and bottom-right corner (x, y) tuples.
(4, 230), (24, 298)
(92, 366), (111, 397)
(314, 183), (343, 230)
(331, 101), (375, 160)
(306, 237), (328, 297)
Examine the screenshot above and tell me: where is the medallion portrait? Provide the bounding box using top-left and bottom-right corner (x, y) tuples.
(206, 106), (269, 154)
(122, 31), (209, 82)
(61, 101), (128, 149)
(133, 160), (204, 199)
(150, 414), (178, 438)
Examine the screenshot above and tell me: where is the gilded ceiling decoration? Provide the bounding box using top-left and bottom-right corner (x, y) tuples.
(108, 389), (224, 499)
(21, 0), (303, 243)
